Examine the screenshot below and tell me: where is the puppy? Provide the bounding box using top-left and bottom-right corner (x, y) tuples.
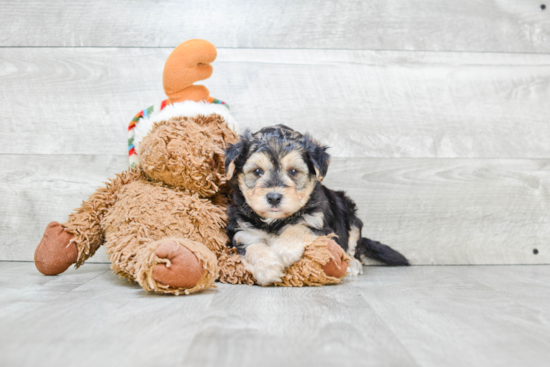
(224, 125), (408, 285)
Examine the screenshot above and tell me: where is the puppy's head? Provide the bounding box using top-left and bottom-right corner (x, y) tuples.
(225, 125), (329, 219)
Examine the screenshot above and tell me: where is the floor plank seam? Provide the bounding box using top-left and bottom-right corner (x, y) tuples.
(70, 268), (112, 292)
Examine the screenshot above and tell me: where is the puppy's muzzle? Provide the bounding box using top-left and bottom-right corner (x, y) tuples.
(266, 193), (282, 207)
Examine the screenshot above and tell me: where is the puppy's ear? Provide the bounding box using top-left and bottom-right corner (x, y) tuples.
(302, 135), (330, 182)
(224, 130), (252, 180)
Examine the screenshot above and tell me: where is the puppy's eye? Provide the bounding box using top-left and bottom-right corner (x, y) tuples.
(288, 169), (299, 177)
(253, 168), (264, 177)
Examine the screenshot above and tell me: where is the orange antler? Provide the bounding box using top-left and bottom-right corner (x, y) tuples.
(163, 39), (217, 104)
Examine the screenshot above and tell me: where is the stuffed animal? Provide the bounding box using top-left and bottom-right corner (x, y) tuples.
(34, 39), (350, 295)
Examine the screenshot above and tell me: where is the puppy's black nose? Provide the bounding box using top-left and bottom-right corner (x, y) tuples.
(266, 193), (282, 207)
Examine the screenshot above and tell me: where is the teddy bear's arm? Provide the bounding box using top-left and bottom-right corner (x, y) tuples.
(63, 169), (143, 267)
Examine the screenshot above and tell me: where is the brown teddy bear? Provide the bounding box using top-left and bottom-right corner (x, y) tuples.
(34, 39), (349, 295)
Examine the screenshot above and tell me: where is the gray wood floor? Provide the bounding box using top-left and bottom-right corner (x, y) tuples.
(1, 262), (550, 367)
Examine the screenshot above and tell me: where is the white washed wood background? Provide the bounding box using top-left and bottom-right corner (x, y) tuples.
(0, 0), (548, 264)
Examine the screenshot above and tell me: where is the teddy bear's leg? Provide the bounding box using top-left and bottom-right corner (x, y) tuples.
(34, 222), (78, 275)
(34, 169), (142, 276)
(133, 237), (219, 295)
(275, 236), (351, 287)
(321, 239), (349, 278)
(217, 238), (349, 287)
(152, 241), (205, 288)
(217, 248), (256, 285)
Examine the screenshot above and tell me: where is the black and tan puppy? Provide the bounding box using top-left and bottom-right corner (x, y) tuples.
(224, 125), (408, 285)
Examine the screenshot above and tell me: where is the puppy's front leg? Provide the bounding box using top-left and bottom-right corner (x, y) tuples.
(270, 224), (315, 268)
(245, 243), (285, 286)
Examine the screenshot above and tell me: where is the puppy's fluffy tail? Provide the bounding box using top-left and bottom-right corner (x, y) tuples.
(355, 238), (409, 266)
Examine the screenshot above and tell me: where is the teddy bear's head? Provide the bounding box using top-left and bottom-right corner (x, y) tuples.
(133, 101), (239, 197)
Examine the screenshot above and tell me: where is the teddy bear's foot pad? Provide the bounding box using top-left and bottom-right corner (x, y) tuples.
(153, 241), (205, 289)
(35, 221), (78, 275)
(321, 239), (349, 278)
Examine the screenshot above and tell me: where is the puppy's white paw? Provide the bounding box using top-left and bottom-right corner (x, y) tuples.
(245, 243), (285, 285)
(347, 258), (364, 276)
(271, 241), (306, 268)
(252, 257), (285, 286)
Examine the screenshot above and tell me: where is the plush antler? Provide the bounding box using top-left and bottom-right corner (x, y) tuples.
(163, 39), (217, 104)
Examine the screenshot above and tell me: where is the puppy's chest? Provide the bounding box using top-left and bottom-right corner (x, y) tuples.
(236, 213), (325, 248)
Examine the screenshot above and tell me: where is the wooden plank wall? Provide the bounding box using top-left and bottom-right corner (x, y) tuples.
(0, 0), (548, 264)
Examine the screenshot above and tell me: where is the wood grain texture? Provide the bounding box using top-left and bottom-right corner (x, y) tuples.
(1, 155), (548, 265)
(1, 0), (549, 52)
(2, 263), (550, 367)
(0, 263), (220, 367)
(353, 266), (550, 367)
(1, 48), (550, 158)
(0, 155), (128, 263)
(325, 157), (550, 265)
(180, 279), (414, 367)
